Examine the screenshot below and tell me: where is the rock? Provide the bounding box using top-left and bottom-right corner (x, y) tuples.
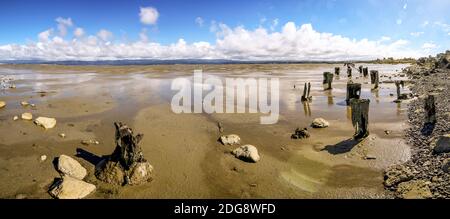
(40, 155), (47, 162)
(0, 101), (5, 108)
(442, 158), (450, 173)
(384, 130), (391, 135)
(384, 164), (414, 187)
(291, 128), (310, 139)
(59, 133), (66, 138)
(20, 101), (29, 107)
(128, 162), (154, 185)
(21, 113), (33, 120)
(48, 176), (96, 199)
(311, 118), (329, 128)
(220, 134), (241, 146)
(232, 145), (260, 163)
(57, 155), (87, 180)
(396, 180), (433, 199)
(34, 117), (57, 129)
(81, 139), (99, 145)
(13, 116), (18, 121)
(432, 134), (450, 154)
(95, 159), (153, 185)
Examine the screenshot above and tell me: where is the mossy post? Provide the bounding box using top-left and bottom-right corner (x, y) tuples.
(346, 82), (361, 105)
(334, 67), (340, 75)
(363, 67), (369, 77)
(350, 99), (370, 140)
(323, 72), (334, 90)
(347, 66), (352, 78)
(424, 95), (436, 124)
(370, 70), (379, 89)
(301, 82), (312, 102)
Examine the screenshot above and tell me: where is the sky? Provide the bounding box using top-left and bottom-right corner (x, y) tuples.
(0, 0), (449, 61)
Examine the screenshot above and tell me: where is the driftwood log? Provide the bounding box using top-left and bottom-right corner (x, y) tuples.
(335, 67), (340, 75)
(350, 99), (370, 140)
(424, 95), (436, 124)
(301, 82), (312, 102)
(363, 67), (368, 77)
(346, 82), (361, 105)
(323, 72), (334, 90)
(370, 70), (379, 89)
(95, 122), (153, 186)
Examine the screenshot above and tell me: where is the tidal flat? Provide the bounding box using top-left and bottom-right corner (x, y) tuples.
(0, 63), (412, 198)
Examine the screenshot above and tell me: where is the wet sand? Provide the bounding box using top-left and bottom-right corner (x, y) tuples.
(0, 63), (411, 198)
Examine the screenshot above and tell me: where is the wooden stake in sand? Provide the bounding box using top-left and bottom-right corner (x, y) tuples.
(301, 82), (312, 102)
(334, 67), (340, 75)
(346, 82), (361, 105)
(424, 95), (436, 124)
(370, 70), (379, 90)
(363, 67), (369, 77)
(350, 99), (370, 140)
(323, 72), (334, 90)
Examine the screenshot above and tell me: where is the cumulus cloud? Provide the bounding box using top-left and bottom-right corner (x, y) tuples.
(0, 21), (424, 61)
(140, 7), (159, 25)
(38, 29), (53, 42)
(97, 29), (113, 41)
(195, 17), (204, 27)
(55, 17), (73, 36)
(74, 27), (85, 38)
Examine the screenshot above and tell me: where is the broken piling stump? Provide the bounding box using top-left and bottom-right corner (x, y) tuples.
(334, 67), (340, 75)
(301, 82), (312, 102)
(359, 65), (363, 74)
(394, 80), (408, 102)
(323, 72), (334, 90)
(424, 95), (436, 124)
(350, 99), (370, 140)
(95, 122), (153, 186)
(370, 70), (379, 90)
(363, 67), (368, 77)
(347, 66), (352, 78)
(346, 82), (361, 105)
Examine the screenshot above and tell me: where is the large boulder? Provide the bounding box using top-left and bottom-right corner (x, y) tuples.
(57, 155), (87, 180)
(48, 176), (96, 199)
(34, 117), (57, 129)
(396, 180), (432, 199)
(220, 134), (241, 145)
(384, 164), (414, 187)
(311, 118), (329, 128)
(432, 134), (450, 154)
(232, 145), (260, 163)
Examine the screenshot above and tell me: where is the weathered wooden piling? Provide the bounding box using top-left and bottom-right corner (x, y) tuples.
(394, 80), (408, 101)
(301, 82), (312, 102)
(358, 65), (363, 74)
(424, 95), (436, 124)
(334, 67), (340, 75)
(346, 82), (361, 105)
(363, 67), (368, 77)
(350, 99), (370, 140)
(370, 70), (379, 89)
(347, 66), (352, 77)
(323, 72), (334, 90)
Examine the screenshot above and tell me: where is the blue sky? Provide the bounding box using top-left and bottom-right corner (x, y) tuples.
(0, 0), (449, 60)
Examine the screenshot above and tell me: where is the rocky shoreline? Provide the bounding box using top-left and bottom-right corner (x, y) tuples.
(384, 51), (450, 199)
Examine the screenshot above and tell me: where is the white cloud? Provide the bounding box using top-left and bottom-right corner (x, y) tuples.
(396, 19), (402, 25)
(55, 17), (73, 36)
(379, 36), (391, 42)
(97, 29), (113, 41)
(195, 17), (204, 27)
(410, 31), (424, 37)
(139, 7), (159, 25)
(422, 42), (437, 49)
(38, 29), (53, 42)
(0, 21), (424, 61)
(74, 28), (85, 38)
(139, 28), (148, 42)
